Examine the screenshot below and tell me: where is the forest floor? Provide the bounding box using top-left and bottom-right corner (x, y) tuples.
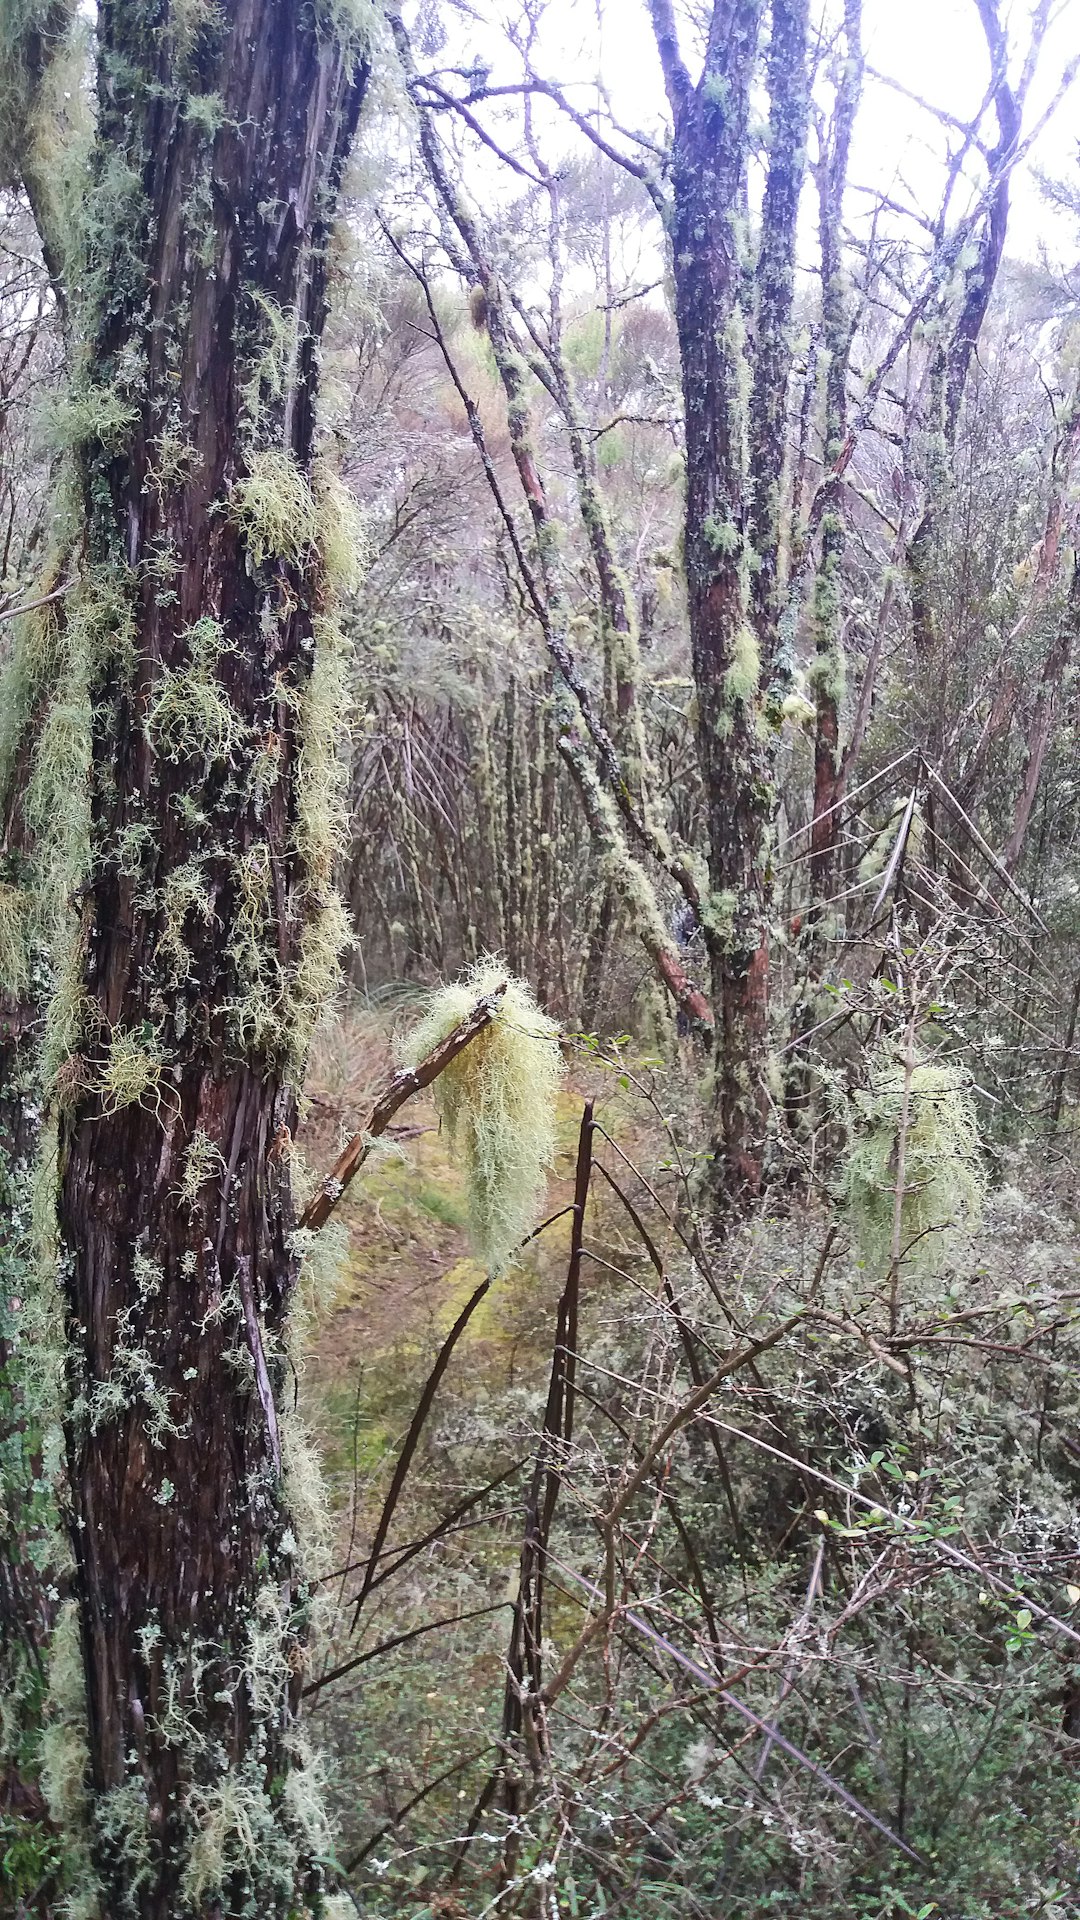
(298, 1000), (585, 1488)
(293, 995), (655, 1879)
(289, 998), (1080, 1919)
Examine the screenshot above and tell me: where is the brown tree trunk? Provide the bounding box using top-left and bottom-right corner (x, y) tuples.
(650, 0), (809, 1205)
(40, 6), (368, 1913)
(802, 0), (862, 925)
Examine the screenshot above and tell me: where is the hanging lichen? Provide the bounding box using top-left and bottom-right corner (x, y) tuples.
(844, 1046), (984, 1275)
(230, 447), (319, 570)
(401, 958), (563, 1273)
(39, 1598), (101, 1918)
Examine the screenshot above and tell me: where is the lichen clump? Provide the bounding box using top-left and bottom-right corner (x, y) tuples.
(231, 448), (318, 570)
(402, 960), (563, 1273)
(845, 1050), (984, 1274)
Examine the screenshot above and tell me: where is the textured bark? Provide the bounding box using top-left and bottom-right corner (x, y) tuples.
(50, 5), (368, 1914)
(748, 0), (809, 677)
(666, 0), (765, 1200)
(651, 0), (818, 1203)
(804, 0), (862, 914)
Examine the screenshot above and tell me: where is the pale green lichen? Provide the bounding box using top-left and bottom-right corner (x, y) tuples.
(294, 612), (351, 888)
(845, 1048), (984, 1274)
(74, 1255), (179, 1447)
(240, 291), (298, 429)
(156, 859), (214, 981)
(703, 512), (741, 560)
(41, 940), (95, 1101)
(288, 1216), (351, 1338)
(182, 88), (224, 137)
(225, 842), (280, 1054)
(181, 1761), (283, 1906)
(281, 1403), (334, 1580)
(781, 691), (817, 728)
(243, 1582), (291, 1718)
(93, 1778), (152, 1904)
(0, 879), (30, 994)
(807, 645), (846, 708)
(700, 888), (738, 947)
(97, 1024), (169, 1119)
(40, 1599), (102, 1917)
(724, 624), (760, 709)
(145, 427), (201, 502)
(289, 894), (352, 1069)
(43, 381), (137, 454)
(313, 0), (377, 47)
(39, 1601), (88, 1830)
(145, 617), (243, 764)
(313, 458), (368, 595)
(402, 958), (563, 1273)
(231, 448), (318, 570)
(176, 1125), (225, 1210)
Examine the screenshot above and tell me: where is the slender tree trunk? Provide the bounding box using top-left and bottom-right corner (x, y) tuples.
(803, 0), (862, 923)
(38, 6), (369, 1913)
(650, 0), (810, 1204)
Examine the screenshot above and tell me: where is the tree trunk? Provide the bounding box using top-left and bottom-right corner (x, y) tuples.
(38, 5), (369, 1913)
(651, 0), (810, 1205)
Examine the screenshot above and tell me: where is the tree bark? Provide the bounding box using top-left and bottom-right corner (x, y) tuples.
(40, 5), (369, 1913)
(651, 0), (815, 1204)
(803, 0), (862, 922)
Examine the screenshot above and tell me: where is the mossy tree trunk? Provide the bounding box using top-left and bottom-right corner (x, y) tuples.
(39, 4), (369, 1914)
(649, 0), (808, 1206)
(0, 982), (53, 1799)
(803, 0), (862, 920)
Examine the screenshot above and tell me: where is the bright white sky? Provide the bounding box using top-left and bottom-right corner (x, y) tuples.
(440, 0), (1080, 266)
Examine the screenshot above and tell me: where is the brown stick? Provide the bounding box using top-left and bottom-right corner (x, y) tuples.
(0, 580), (71, 627)
(299, 981), (507, 1232)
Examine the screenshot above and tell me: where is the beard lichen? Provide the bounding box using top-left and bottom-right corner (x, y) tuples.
(145, 616), (244, 765)
(96, 1023), (169, 1120)
(294, 611), (351, 889)
(844, 1046), (984, 1276)
(231, 448), (320, 571)
(0, 877), (31, 995)
(175, 1124), (226, 1211)
(156, 858), (215, 983)
(402, 958), (563, 1274)
(39, 1598), (101, 1919)
(312, 458), (368, 594)
(181, 1758), (290, 1909)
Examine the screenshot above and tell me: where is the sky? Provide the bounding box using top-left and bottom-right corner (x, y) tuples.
(442, 0), (1080, 268)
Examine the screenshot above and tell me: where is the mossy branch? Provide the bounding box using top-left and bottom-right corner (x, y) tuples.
(299, 980), (507, 1231)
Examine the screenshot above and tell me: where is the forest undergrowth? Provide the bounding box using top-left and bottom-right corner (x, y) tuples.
(294, 993), (1080, 1920)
